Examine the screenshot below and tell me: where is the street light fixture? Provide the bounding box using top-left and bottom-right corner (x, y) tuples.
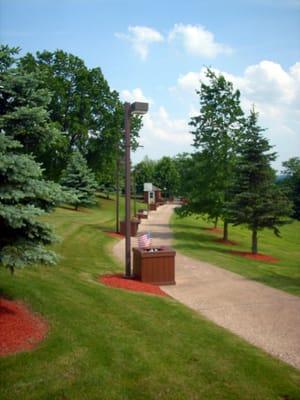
(124, 101), (148, 278)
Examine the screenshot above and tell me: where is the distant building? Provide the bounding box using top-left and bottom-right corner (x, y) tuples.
(143, 184), (162, 204)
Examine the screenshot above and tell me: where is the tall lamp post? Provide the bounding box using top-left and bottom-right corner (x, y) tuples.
(115, 157), (121, 233)
(124, 101), (148, 278)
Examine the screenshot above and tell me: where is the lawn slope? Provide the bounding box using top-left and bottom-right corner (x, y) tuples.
(171, 213), (300, 297)
(1, 198), (300, 400)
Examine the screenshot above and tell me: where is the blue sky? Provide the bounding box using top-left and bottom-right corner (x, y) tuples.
(1, 0), (299, 170)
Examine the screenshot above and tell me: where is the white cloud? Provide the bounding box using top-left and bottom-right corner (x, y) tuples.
(120, 89), (191, 155)
(142, 107), (191, 145)
(115, 26), (164, 60)
(168, 23), (233, 58)
(120, 88), (153, 104)
(174, 60), (300, 169)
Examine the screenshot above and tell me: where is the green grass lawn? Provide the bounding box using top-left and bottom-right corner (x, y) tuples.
(171, 212), (300, 297)
(1, 198), (300, 400)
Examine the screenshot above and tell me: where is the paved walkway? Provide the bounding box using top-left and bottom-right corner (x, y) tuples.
(113, 204), (300, 369)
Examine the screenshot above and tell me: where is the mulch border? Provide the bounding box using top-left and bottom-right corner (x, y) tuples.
(98, 274), (168, 297)
(0, 297), (48, 357)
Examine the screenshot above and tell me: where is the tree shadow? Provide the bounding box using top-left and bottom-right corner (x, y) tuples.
(251, 274), (300, 294)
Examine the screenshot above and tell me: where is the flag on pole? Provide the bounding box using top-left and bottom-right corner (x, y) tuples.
(138, 232), (152, 248)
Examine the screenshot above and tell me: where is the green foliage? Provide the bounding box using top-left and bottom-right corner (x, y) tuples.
(175, 151), (224, 226)
(60, 151), (97, 210)
(133, 156), (180, 198)
(0, 133), (61, 273)
(190, 68), (244, 154)
(1, 199), (300, 399)
(172, 212), (300, 297)
(133, 156), (156, 193)
(0, 45), (66, 179)
(173, 153), (190, 195)
(154, 156), (180, 197)
(20, 50), (142, 181)
(187, 68), (244, 236)
(229, 109), (292, 253)
(281, 157), (300, 220)
(0, 44), (19, 72)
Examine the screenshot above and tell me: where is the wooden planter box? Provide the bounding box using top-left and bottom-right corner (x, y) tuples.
(120, 220), (140, 237)
(149, 203), (157, 211)
(132, 247), (176, 285)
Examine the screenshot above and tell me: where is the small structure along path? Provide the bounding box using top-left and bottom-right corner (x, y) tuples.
(113, 204), (300, 370)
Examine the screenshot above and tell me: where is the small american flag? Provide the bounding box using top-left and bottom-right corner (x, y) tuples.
(138, 232), (152, 248)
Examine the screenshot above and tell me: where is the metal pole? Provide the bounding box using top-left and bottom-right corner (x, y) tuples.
(133, 168), (137, 217)
(124, 102), (131, 277)
(115, 154), (120, 233)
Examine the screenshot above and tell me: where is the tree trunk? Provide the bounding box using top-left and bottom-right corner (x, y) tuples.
(75, 204), (79, 211)
(214, 216), (218, 229)
(223, 220), (228, 241)
(251, 229), (258, 254)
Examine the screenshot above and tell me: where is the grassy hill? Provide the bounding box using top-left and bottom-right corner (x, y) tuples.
(171, 213), (300, 297)
(1, 198), (300, 399)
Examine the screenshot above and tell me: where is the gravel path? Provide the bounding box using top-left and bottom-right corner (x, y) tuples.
(113, 204), (300, 369)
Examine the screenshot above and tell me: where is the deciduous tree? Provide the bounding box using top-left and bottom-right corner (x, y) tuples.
(189, 68), (244, 238)
(20, 50), (142, 181)
(281, 157), (300, 220)
(154, 156), (180, 198)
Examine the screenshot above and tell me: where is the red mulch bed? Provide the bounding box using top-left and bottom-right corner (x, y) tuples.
(0, 298), (48, 356)
(99, 274), (168, 297)
(228, 250), (279, 263)
(104, 231), (125, 239)
(215, 238), (238, 246)
(203, 227), (223, 233)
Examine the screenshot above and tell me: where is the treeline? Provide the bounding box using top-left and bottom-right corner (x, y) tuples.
(174, 69), (299, 254)
(0, 45), (142, 272)
(134, 70), (299, 255)
(133, 155), (182, 198)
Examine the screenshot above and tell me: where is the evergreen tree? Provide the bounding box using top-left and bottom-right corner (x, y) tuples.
(190, 68), (244, 239)
(229, 109), (292, 254)
(0, 45), (66, 180)
(0, 133), (61, 273)
(60, 151), (97, 210)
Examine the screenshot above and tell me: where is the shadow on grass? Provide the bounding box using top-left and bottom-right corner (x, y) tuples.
(172, 222), (226, 233)
(253, 275), (300, 294)
(174, 230), (224, 245)
(87, 223), (115, 233)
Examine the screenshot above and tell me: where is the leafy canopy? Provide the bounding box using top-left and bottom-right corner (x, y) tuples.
(184, 68), (244, 235)
(281, 157), (300, 220)
(20, 50), (142, 181)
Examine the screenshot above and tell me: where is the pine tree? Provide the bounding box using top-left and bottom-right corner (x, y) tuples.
(60, 151), (97, 210)
(229, 109), (292, 254)
(0, 45), (66, 180)
(0, 133), (62, 273)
